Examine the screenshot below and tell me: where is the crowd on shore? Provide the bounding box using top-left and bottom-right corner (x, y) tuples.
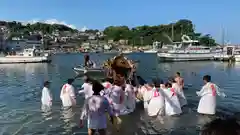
(40, 54), (240, 135)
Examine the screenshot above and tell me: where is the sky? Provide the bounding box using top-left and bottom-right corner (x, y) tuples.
(0, 0), (239, 44)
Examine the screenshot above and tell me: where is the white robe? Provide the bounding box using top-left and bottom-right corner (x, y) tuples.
(60, 83), (76, 107)
(141, 85), (153, 110)
(124, 84), (136, 113)
(41, 87), (52, 112)
(107, 85), (125, 116)
(147, 87), (165, 116)
(41, 87), (52, 106)
(196, 82), (225, 115)
(101, 82), (112, 96)
(172, 83), (187, 107)
(162, 88), (182, 116)
(78, 83), (93, 99)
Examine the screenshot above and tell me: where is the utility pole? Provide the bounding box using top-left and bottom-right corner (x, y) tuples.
(140, 37), (143, 46)
(171, 23), (174, 41)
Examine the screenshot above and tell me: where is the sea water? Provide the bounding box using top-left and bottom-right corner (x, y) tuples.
(0, 53), (239, 135)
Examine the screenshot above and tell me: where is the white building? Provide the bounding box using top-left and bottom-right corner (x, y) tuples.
(5, 39), (44, 51)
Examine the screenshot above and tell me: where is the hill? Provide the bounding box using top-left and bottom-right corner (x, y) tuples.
(103, 19), (217, 46)
(0, 19), (217, 47)
(0, 20), (78, 39)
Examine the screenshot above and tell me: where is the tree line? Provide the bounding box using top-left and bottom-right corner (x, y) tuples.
(0, 19), (217, 46)
(103, 19), (217, 46)
(0, 21), (77, 39)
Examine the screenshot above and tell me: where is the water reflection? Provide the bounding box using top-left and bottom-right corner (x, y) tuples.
(41, 105), (52, 120)
(61, 106), (77, 134)
(1, 54), (240, 135)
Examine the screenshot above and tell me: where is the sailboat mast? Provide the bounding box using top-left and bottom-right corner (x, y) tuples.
(171, 24), (174, 41)
(222, 27), (225, 46)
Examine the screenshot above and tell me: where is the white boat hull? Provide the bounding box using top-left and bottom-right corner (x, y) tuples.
(157, 53), (214, 61)
(213, 54), (233, 61)
(0, 56), (51, 64)
(122, 51), (132, 54)
(144, 50), (158, 53)
(235, 55), (240, 62)
(73, 67), (105, 76)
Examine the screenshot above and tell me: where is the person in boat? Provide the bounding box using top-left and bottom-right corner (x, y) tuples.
(60, 78), (76, 108)
(175, 72), (184, 90)
(169, 78), (187, 108)
(78, 75), (93, 99)
(147, 78), (165, 117)
(84, 54), (96, 68)
(201, 118), (240, 135)
(196, 75), (226, 115)
(41, 81), (52, 112)
(79, 80), (114, 135)
(162, 82), (182, 116)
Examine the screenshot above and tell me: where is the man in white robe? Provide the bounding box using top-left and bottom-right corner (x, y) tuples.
(101, 78), (113, 96)
(169, 78), (187, 107)
(196, 75), (226, 115)
(162, 83), (182, 116)
(124, 83), (136, 113)
(141, 84), (153, 110)
(78, 75), (93, 99)
(41, 81), (52, 112)
(147, 87), (165, 116)
(60, 78), (76, 108)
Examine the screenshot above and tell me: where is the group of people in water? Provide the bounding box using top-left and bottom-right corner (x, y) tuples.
(40, 54), (240, 135)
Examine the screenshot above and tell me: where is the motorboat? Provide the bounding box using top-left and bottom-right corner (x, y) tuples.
(73, 65), (105, 76)
(0, 46), (51, 64)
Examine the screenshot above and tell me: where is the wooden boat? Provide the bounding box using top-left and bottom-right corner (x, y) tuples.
(73, 65), (105, 76)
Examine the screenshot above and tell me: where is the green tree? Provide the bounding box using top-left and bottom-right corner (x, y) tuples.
(199, 34), (216, 46)
(103, 19), (216, 46)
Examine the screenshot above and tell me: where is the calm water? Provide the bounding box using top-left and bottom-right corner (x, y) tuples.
(1, 53), (240, 135)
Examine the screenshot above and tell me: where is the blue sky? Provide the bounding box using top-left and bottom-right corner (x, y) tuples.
(0, 0), (239, 44)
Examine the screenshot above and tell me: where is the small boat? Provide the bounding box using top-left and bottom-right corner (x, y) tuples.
(73, 65), (105, 76)
(122, 50), (132, 54)
(144, 49), (158, 53)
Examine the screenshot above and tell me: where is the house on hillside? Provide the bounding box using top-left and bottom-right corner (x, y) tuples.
(4, 39), (44, 51)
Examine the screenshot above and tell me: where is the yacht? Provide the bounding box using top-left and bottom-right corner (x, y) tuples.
(157, 35), (219, 61)
(0, 46), (51, 64)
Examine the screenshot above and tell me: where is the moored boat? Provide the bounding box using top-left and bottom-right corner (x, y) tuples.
(0, 47), (51, 64)
(157, 35), (219, 61)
